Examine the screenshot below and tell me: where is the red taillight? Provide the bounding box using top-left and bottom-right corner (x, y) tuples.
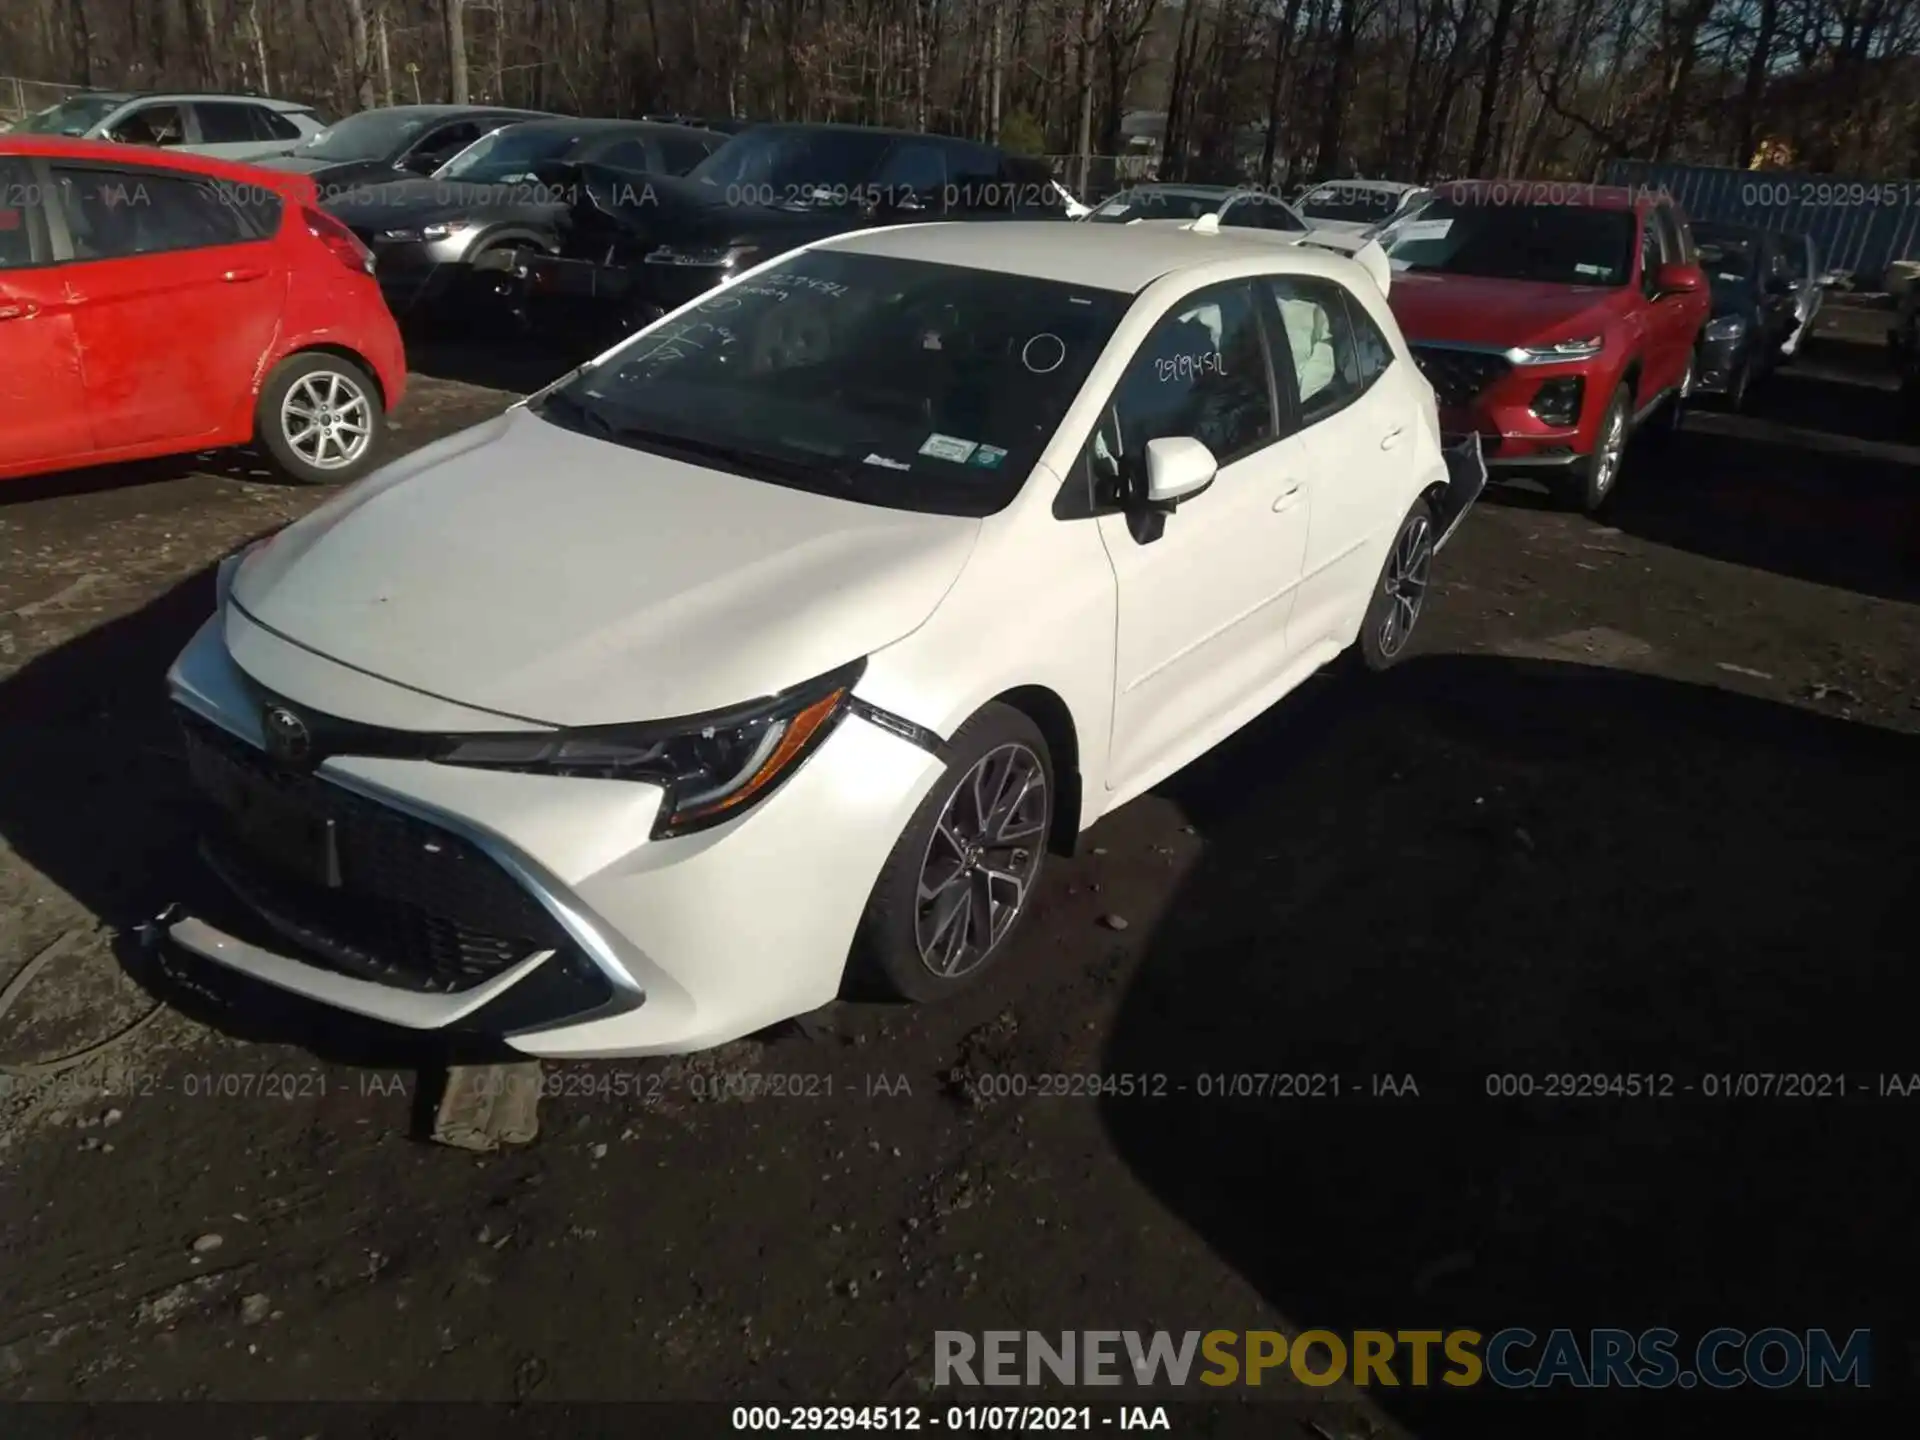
(302, 205), (375, 276)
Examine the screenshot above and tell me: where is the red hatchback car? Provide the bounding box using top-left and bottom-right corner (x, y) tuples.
(0, 137), (406, 486)
(1383, 182), (1710, 512)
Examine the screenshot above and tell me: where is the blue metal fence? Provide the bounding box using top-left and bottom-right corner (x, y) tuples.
(1605, 159), (1920, 287)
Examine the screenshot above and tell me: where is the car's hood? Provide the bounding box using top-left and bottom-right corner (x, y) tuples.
(229, 408), (982, 727)
(1387, 272), (1623, 348)
(325, 176), (557, 230)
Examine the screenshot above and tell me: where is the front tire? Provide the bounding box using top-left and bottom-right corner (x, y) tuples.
(255, 352), (386, 485)
(850, 703), (1054, 1003)
(1357, 498), (1436, 672)
(1563, 383), (1629, 514)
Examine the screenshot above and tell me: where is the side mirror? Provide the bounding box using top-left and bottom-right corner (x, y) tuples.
(1653, 262), (1703, 296)
(1143, 436), (1218, 508)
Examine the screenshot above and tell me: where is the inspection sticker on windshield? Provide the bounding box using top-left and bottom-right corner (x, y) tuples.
(919, 433), (979, 464)
(1395, 219), (1453, 241)
(1574, 263), (1609, 277)
(863, 453), (911, 471)
(968, 445), (1008, 470)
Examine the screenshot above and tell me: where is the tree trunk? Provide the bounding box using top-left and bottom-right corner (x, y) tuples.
(1161, 0), (1201, 178)
(344, 0), (375, 109)
(445, 0), (469, 102)
(69, 0), (95, 84)
(1736, 0), (1779, 167)
(376, 3), (394, 105)
(1312, 0), (1359, 179)
(988, 0), (1005, 144)
(1074, 0), (1097, 194)
(1466, 0), (1517, 175)
(248, 0), (272, 94)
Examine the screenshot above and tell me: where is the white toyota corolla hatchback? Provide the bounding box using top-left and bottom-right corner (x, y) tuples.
(165, 220), (1485, 1058)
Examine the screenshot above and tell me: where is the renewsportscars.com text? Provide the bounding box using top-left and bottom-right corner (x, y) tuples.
(934, 1328), (1872, 1389)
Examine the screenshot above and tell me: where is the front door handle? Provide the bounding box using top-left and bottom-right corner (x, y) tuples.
(1380, 425), (1405, 449)
(1272, 483), (1303, 513)
(0, 300), (40, 321)
(221, 267), (268, 283)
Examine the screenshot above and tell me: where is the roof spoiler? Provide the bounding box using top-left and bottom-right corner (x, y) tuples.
(1301, 230), (1392, 295)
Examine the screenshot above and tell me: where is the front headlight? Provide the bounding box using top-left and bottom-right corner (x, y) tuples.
(435, 660), (864, 838)
(380, 219), (474, 242)
(1703, 314), (1748, 341)
(1506, 336), (1604, 365)
(644, 243), (761, 270)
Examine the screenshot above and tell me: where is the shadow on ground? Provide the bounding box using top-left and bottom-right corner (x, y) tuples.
(0, 449), (280, 510)
(0, 566), (445, 1075)
(1478, 342), (1918, 601)
(1103, 655), (1919, 1436)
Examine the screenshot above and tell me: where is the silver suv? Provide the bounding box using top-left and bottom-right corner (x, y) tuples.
(9, 91), (324, 161)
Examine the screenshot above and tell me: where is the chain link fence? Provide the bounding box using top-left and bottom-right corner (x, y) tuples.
(0, 77), (82, 127)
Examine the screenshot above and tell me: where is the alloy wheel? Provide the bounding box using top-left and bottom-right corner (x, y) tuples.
(1377, 514), (1433, 660)
(1592, 404), (1626, 496)
(915, 742), (1050, 979)
(281, 370), (374, 472)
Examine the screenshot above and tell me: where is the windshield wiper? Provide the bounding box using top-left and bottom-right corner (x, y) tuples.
(534, 388), (616, 438)
(594, 421), (866, 489)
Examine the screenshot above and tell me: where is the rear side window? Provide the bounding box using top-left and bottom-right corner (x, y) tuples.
(257, 108), (304, 140)
(209, 179), (285, 238)
(51, 164), (256, 260)
(1262, 275), (1369, 428)
(658, 133), (717, 175)
(1222, 194), (1307, 233)
(589, 138), (655, 173)
(107, 103), (187, 147)
(0, 158), (51, 269)
(194, 102), (263, 144)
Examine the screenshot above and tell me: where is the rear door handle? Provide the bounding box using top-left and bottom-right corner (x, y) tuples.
(1380, 425), (1405, 449)
(1272, 483), (1303, 513)
(0, 301), (40, 321)
(221, 267), (268, 283)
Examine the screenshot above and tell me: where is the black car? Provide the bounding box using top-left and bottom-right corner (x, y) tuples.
(1690, 220), (1800, 409)
(515, 123), (1073, 346)
(257, 103), (551, 196)
(322, 118), (726, 321)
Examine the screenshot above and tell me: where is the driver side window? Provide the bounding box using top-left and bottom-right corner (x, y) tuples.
(1639, 218), (1662, 297)
(1084, 282), (1275, 506)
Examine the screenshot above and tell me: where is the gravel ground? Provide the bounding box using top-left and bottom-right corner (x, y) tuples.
(0, 303), (1915, 1437)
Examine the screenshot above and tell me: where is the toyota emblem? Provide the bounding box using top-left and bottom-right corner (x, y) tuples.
(263, 705), (313, 764)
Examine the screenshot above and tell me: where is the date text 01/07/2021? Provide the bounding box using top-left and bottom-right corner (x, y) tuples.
(730, 1404), (1173, 1431)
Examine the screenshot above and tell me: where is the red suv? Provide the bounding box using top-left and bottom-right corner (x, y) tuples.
(0, 138), (406, 487)
(1383, 182), (1709, 512)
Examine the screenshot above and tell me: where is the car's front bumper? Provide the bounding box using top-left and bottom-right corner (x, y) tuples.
(163, 612), (946, 1058)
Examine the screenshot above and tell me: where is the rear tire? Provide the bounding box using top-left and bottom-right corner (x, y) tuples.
(1357, 499), (1436, 672)
(255, 352), (386, 486)
(1562, 383), (1629, 514)
(849, 703), (1054, 1004)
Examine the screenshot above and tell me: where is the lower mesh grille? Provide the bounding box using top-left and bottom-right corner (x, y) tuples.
(179, 711), (571, 993)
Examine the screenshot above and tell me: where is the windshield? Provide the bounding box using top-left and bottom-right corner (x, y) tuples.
(295, 109), (433, 162)
(1385, 201), (1635, 286)
(688, 129), (894, 200)
(534, 249), (1127, 517)
(1695, 232), (1759, 303)
(16, 94), (127, 135)
(1299, 184), (1405, 225)
(436, 125), (575, 182)
(1086, 188), (1227, 224)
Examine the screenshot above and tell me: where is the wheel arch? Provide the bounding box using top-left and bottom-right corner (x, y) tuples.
(988, 684), (1083, 858)
(267, 343), (390, 410)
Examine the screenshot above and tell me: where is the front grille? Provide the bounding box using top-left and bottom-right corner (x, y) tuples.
(1412, 346), (1513, 409)
(179, 712), (571, 994)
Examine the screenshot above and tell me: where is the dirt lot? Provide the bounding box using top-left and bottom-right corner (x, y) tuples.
(1, 303), (1916, 1436)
